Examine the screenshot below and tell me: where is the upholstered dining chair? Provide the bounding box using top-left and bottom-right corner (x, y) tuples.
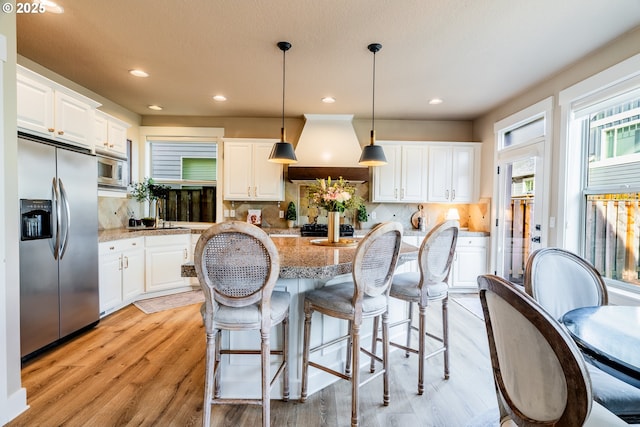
(524, 247), (607, 321)
(477, 274), (628, 426)
(194, 221), (289, 427)
(524, 247), (640, 423)
(383, 220), (459, 395)
(300, 221), (403, 427)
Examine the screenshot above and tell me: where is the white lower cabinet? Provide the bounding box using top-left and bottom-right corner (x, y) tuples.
(397, 235), (420, 274)
(99, 237), (145, 315)
(449, 236), (489, 291)
(145, 234), (191, 292)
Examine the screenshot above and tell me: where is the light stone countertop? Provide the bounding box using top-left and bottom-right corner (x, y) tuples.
(98, 224), (488, 280)
(181, 236), (419, 280)
(99, 224), (488, 243)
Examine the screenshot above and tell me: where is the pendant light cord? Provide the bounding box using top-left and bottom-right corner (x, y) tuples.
(371, 50), (376, 135)
(282, 46), (286, 130)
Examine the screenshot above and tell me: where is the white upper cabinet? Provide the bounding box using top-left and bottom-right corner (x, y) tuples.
(372, 141), (428, 203)
(17, 65), (99, 149)
(94, 110), (129, 157)
(427, 143), (480, 203)
(223, 139), (284, 201)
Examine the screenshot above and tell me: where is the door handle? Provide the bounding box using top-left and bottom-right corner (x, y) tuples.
(52, 177), (60, 260)
(58, 178), (71, 258)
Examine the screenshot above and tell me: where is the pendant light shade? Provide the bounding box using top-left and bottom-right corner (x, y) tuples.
(359, 43), (387, 167)
(268, 41), (298, 164)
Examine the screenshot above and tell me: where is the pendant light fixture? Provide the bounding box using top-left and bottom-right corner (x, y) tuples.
(359, 43), (387, 166)
(268, 41), (298, 164)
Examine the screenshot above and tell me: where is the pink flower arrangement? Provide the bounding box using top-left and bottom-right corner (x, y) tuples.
(308, 177), (362, 213)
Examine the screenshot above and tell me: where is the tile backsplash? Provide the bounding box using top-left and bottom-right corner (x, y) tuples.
(100, 182), (491, 233)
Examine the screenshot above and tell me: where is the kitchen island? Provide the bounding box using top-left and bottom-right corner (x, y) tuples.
(182, 234), (419, 400)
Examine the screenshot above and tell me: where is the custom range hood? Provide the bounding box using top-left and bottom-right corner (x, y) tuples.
(287, 114), (369, 183)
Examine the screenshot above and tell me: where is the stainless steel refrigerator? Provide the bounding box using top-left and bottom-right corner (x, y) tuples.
(18, 132), (99, 360)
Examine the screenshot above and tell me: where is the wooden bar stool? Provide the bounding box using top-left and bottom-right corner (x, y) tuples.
(194, 221), (290, 427)
(382, 220), (458, 395)
(299, 222), (403, 427)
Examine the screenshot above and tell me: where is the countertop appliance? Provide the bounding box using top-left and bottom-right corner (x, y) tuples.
(300, 223), (354, 237)
(18, 132), (99, 360)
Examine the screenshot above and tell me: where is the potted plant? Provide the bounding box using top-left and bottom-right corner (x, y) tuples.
(286, 201), (297, 228)
(129, 177), (170, 227)
(356, 203), (368, 229)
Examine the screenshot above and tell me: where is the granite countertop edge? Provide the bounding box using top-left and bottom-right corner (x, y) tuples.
(99, 225), (489, 243)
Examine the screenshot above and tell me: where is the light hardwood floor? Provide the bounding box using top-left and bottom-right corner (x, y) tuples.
(7, 297), (497, 427)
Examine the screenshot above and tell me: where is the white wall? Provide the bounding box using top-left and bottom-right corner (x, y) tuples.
(0, 5), (28, 423)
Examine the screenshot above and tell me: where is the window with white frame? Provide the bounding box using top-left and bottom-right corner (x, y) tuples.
(149, 140), (217, 185)
(567, 82), (640, 289)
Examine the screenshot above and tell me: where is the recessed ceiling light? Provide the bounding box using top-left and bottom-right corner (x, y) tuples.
(428, 98), (443, 105)
(129, 69), (149, 78)
(38, 0), (64, 13)
(321, 96), (336, 104)
(148, 105), (163, 111)
(212, 95), (227, 102)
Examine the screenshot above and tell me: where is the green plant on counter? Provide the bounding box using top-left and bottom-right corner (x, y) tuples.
(286, 201), (297, 221)
(129, 177), (170, 216)
(357, 204), (368, 223)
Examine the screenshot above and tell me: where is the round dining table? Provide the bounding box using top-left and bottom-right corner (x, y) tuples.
(562, 305), (640, 388)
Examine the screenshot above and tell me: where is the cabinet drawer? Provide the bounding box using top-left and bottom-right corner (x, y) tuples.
(100, 237), (144, 254)
(456, 236), (488, 248)
(145, 234), (189, 247)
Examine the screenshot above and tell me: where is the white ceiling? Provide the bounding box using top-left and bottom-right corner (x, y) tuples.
(16, 0), (640, 120)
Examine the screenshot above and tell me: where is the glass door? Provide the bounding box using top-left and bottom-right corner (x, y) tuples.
(495, 143), (546, 285)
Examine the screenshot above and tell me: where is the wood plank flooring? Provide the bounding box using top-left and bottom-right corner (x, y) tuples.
(7, 297), (497, 427)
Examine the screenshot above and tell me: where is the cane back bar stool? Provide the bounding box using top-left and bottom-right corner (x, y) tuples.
(383, 220), (458, 395)
(194, 221), (290, 427)
(300, 221), (403, 427)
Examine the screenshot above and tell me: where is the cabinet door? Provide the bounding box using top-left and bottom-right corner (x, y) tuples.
(122, 247), (145, 300)
(451, 237), (488, 289)
(94, 113), (109, 150)
(17, 73), (55, 137)
(401, 145), (428, 202)
(223, 141), (253, 200)
(253, 143), (284, 200)
(372, 144), (401, 202)
(55, 91), (93, 147)
(98, 247), (122, 313)
(450, 146), (475, 203)
(107, 119), (128, 154)
(145, 236), (190, 292)
(427, 146), (453, 202)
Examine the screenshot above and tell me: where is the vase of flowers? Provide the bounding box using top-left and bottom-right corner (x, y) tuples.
(308, 177), (362, 243)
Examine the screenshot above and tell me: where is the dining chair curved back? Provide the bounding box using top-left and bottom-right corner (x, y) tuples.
(524, 247), (607, 321)
(386, 220), (459, 395)
(300, 221), (403, 427)
(195, 221), (289, 427)
(477, 274), (628, 426)
(524, 247), (640, 423)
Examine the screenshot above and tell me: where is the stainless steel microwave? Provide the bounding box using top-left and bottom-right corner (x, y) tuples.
(97, 153), (128, 190)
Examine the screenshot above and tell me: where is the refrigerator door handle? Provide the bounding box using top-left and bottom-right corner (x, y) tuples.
(58, 178), (71, 259)
(52, 177), (61, 260)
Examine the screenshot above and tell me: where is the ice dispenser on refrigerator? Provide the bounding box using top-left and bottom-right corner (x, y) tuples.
(21, 199), (52, 240)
